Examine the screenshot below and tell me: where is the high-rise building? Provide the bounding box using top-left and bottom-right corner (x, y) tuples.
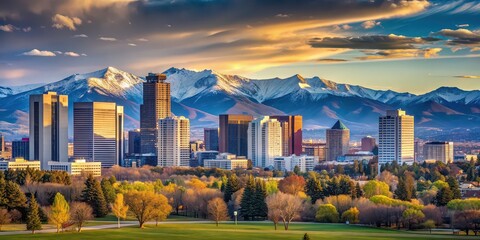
(326, 120), (350, 161)
(302, 142), (326, 162)
(378, 110), (414, 165)
(128, 129), (141, 156)
(247, 116), (283, 168)
(12, 138), (29, 160)
(423, 142), (454, 164)
(270, 115), (303, 155)
(361, 136), (376, 152)
(204, 128), (219, 151)
(0, 134), (4, 153)
(219, 114), (253, 156)
(29, 92), (68, 170)
(73, 102), (124, 168)
(140, 73), (171, 156)
(158, 116), (190, 167)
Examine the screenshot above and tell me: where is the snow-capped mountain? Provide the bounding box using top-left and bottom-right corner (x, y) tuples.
(0, 66), (478, 141)
(0, 83), (45, 98)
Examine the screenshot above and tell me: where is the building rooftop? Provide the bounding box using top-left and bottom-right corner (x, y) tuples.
(331, 120), (349, 130)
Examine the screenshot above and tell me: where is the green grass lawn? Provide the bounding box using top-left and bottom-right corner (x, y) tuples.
(1, 222), (477, 240)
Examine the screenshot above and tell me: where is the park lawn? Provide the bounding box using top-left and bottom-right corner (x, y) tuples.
(1, 223), (478, 240)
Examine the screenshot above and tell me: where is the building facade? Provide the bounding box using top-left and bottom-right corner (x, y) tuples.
(203, 153), (249, 170)
(247, 116), (283, 168)
(361, 136), (376, 152)
(326, 120), (350, 161)
(273, 155), (315, 172)
(219, 114), (253, 157)
(140, 73), (171, 156)
(0, 158), (41, 171)
(302, 142), (326, 162)
(270, 115), (303, 156)
(157, 116), (190, 167)
(29, 92), (68, 170)
(378, 110), (414, 165)
(12, 138), (29, 160)
(204, 128), (219, 151)
(195, 151), (219, 167)
(423, 141), (454, 164)
(48, 159), (101, 176)
(128, 129), (141, 156)
(73, 102), (124, 168)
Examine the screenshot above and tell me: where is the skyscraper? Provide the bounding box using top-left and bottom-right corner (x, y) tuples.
(0, 134), (4, 153)
(219, 114), (253, 156)
(128, 129), (141, 156)
(270, 115), (303, 156)
(158, 116), (190, 167)
(361, 136), (376, 152)
(247, 116), (283, 168)
(140, 73), (171, 156)
(378, 110), (414, 165)
(12, 138), (29, 160)
(29, 92), (68, 170)
(423, 142), (454, 164)
(73, 102), (124, 168)
(326, 120), (350, 161)
(204, 128), (219, 151)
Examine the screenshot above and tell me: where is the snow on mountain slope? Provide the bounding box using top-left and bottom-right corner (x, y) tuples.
(0, 83), (45, 98)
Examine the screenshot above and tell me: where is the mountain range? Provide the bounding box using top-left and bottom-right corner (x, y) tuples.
(0, 66), (479, 141)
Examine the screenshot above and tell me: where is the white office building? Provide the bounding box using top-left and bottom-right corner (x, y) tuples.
(273, 155), (315, 172)
(247, 116), (283, 168)
(29, 92), (69, 170)
(48, 159), (101, 176)
(158, 116), (190, 167)
(204, 153), (249, 170)
(423, 142), (454, 164)
(378, 109), (414, 165)
(0, 158), (41, 171)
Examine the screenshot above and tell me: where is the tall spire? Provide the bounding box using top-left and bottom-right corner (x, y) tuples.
(331, 120), (348, 130)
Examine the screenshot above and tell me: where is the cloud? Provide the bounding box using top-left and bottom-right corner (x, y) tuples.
(456, 24), (469, 28)
(0, 69), (29, 79)
(22, 27), (31, 32)
(454, 75), (480, 79)
(317, 58), (348, 63)
(73, 34), (88, 38)
(137, 38), (148, 42)
(361, 20), (381, 29)
(0, 24), (16, 32)
(128, 43), (137, 46)
(21, 49), (56, 57)
(309, 34), (439, 50)
(275, 14), (290, 18)
(64, 51), (80, 57)
(51, 14), (82, 30)
(435, 28), (480, 46)
(99, 37), (117, 41)
(357, 48), (442, 60)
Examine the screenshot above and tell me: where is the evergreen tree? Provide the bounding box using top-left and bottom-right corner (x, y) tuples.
(435, 186), (453, 206)
(405, 173), (416, 199)
(0, 175), (6, 207)
(254, 180), (267, 219)
(395, 177), (408, 201)
(293, 165), (301, 175)
(4, 181), (27, 210)
(26, 196), (42, 234)
(101, 178), (116, 204)
(303, 233), (311, 240)
(82, 175), (108, 217)
(305, 177), (323, 204)
(447, 176), (461, 200)
(240, 175), (255, 220)
(224, 173), (240, 203)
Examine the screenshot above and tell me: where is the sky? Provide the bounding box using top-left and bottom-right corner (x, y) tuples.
(0, 0), (479, 94)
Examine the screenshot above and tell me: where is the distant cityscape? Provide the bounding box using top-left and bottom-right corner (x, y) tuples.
(1, 73), (478, 176)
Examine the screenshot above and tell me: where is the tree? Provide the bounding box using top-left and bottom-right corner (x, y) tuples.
(316, 204), (339, 223)
(111, 193), (129, 228)
(70, 202), (93, 232)
(447, 176), (461, 200)
(240, 175), (255, 220)
(124, 191), (172, 228)
(278, 175), (306, 195)
(265, 192), (303, 230)
(26, 196), (41, 234)
(402, 208), (425, 230)
(434, 186), (452, 206)
(101, 178), (116, 204)
(303, 233), (311, 240)
(293, 165), (301, 175)
(341, 207), (360, 224)
(355, 182), (363, 198)
(305, 177), (323, 204)
(207, 197), (229, 226)
(224, 174), (240, 203)
(0, 208), (11, 231)
(423, 220), (436, 234)
(254, 180), (268, 219)
(363, 180), (391, 198)
(4, 181), (27, 210)
(82, 175), (108, 217)
(48, 193), (70, 233)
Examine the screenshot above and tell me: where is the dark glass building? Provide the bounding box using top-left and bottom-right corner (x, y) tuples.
(12, 138), (30, 159)
(128, 129), (141, 156)
(219, 114), (253, 157)
(204, 128), (219, 151)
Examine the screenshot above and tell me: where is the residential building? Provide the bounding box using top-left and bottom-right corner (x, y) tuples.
(219, 114), (253, 157)
(12, 138), (29, 160)
(302, 142), (326, 162)
(128, 129), (141, 156)
(203, 153), (249, 170)
(29, 92), (68, 170)
(361, 136), (376, 152)
(48, 159), (101, 176)
(0, 158), (41, 171)
(273, 155), (315, 172)
(73, 102), (124, 168)
(270, 115), (303, 155)
(326, 120), (350, 161)
(247, 116), (283, 168)
(423, 141), (454, 164)
(204, 128), (219, 151)
(378, 109), (414, 165)
(140, 73), (171, 156)
(157, 116), (190, 167)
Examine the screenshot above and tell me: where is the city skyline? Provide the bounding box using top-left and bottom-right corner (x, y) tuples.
(0, 0), (479, 94)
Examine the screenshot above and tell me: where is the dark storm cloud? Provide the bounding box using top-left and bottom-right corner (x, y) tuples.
(434, 29), (480, 46)
(309, 35), (440, 50)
